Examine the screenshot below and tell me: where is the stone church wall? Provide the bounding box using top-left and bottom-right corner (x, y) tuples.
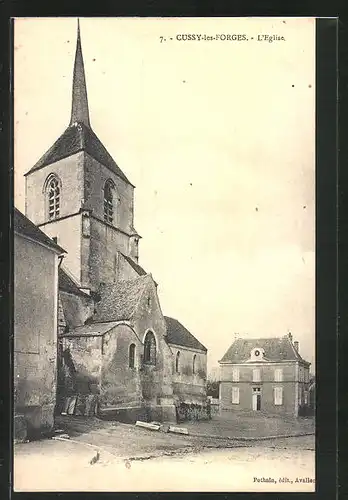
(87, 217), (130, 289)
(59, 290), (94, 330)
(84, 154), (134, 234)
(100, 325), (143, 408)
(25, 151), (85, 226)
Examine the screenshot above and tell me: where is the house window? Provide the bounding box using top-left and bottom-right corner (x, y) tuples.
(129, 343), (136, 368)
(175, 351), (180, 373)
(48, 177), (60, 220)
(232, 387), (240, 404)
(274, 386), (283, 405)
(192, 354), (197, 374)
(252, 368), (261, 382)
(232, 368), (239, 382)
(274, 368), (283, 382)
(104, 181), (114, 223)
(143, 331), (156, 365)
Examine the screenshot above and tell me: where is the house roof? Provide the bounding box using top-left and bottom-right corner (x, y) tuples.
(120, 253), (147, 277)
(219, 336), (308, 364)
(58, 267), (90, 298)
(25, 122), (132, 186)
(14, 207), (66, 254)
(165, 316), (207, 352)
(93, 274), (152, 322)
(60, 321), (120, 337)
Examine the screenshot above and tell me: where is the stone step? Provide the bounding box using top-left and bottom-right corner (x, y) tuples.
(135, 421), (160, 431)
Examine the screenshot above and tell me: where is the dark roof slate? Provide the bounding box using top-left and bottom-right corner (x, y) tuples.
(25, 122), (133, 186)
(59, 267), (90, 298)
(93, 274), (152, 322)
(220, 336), (307, 363)
(14, 208), (65, 254)
(120, 253), (147, 277)
(165, 316), (207, 352)
(61, 321), (120, 337)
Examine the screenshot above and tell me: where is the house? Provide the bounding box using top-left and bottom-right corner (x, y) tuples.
(20, 20), (208, 424)
(219, 333), (311, 417)
(14, 208), (65, 439)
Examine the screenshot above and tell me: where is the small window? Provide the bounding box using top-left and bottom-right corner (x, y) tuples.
(274, 368), (283, 382)
(129, 343), (136, 368)
(48, 177), (60, 220)
(192, 354), (197, 374)
(232, 387), (240, 404)
(143, 331), (156, 365)
(175, 351), (180, 373)
(232, 368), (239, 382)
(104, 181), (114, 223)
(252, 368), (261, 382)
(274, 386), (283, 405)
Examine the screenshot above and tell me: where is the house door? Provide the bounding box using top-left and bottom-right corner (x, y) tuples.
(252, 388), (261, 410)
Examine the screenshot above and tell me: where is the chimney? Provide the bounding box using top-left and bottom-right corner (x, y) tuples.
(294, 341), (299, 352)
(234, 333), (239, 340)
(288, 332), (293, 341)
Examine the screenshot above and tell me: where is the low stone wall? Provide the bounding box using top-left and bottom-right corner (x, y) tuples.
(176, 402), (211, 422)
(15, 404), (55, 440)
(98, 405), (147, 424)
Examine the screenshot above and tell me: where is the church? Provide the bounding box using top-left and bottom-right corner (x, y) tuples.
(15, 21), (208, 434)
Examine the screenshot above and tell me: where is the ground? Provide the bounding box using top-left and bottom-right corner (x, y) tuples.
(14, 412), (315, 492)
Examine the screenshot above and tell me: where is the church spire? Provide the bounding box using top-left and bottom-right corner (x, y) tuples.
(70, 19), (91, 127)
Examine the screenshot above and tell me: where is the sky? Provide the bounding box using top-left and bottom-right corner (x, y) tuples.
(14, 17), (316, 373)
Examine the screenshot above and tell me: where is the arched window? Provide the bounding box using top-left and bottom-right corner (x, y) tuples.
(104, 181), (113, 223)
(129, 343), (136, 368)
(192, 354), (197, 375)
(175, 351), (180, 373)
(143, 331), (156, 365)
(48, 177), (60, 220)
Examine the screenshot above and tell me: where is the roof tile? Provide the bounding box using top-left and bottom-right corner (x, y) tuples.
(220, 336), (307, 363)
(165, 316), (207, 352)
(25, 122), (132, 186)
(93, 275), (151, 322)
(14, 208), (65, 254)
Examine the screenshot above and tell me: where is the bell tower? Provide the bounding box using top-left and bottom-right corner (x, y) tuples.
(25, 20), (141, 292)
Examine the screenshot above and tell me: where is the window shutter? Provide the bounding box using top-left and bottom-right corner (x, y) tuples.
(274, 386), (283, 405)
(252, 368), (261, 382)
(232, 368), (239, 382)
(232, 387), (240, 404)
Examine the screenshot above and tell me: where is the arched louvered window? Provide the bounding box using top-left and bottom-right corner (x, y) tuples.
(175, 351), (180, 373)
(129, 343), (136, 368)
(143, 331), (156, 365)
(48, 177), (60, 220)
(192, 354), (197, 375)
(104, 180), (113, 223)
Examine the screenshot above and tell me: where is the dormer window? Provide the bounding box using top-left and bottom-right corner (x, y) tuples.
(48, 177), (60, 220)
(104, 180), (114, 223)
(250, 347), (265, 361)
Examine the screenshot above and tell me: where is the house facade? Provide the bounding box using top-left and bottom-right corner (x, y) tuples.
(219, 333), (311, 417)
(20, 20), (208, 424)
(14, 208), (65, 439)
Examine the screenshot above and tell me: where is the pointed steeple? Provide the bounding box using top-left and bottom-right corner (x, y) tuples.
(70, 19), (90, 127)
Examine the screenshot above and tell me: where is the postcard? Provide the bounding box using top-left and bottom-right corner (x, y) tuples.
(13, 17), (316, 492)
